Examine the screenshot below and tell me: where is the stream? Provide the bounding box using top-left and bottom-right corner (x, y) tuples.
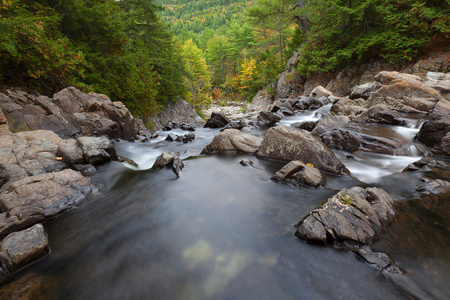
(3, 108), (449, 299)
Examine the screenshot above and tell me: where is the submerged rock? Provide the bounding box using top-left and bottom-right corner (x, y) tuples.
(415, 178), (450, 195)
(201, 129), (262, 155)
(0, 224), (49, 274)
(257, 125), (349, 175)
(296, 187), (395, 245)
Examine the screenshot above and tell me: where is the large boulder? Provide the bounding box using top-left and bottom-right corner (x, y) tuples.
(204, 112), (230, 128)
(0, 224), (49, 274)
(296, 187), (395, 245)
(272, 161), (325, 187)
(275, 69), (303, 99)
(152, 152), (184, 177)
(365, 71), (450, 113)
(246, 83), (276, 112)
(349, 82), (382, 100)
(0, 169), (96, 218)
(257, 125), (349, 174)
(416, 115), (450, 150)
(249, 110), (283, 128)
(0, 87), (139, 140)
(201, 129), (262, 154)
(329, 97), (366, 117)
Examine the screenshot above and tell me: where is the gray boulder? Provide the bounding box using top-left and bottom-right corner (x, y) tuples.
(0, 224), (49, 274)
(152, 152), (184, 177)
(76, 136), (117, 165)
(257, 125), (349, 175)
(0, 169), (96, 218)
(249, 110), (283, 128)
(204, 112), (230, 128)
(0, 206), (45, 240)
(349, 82), (382, 100)
(296, 187), (395, 245)
(201, 129), (262, 154)
(415, 178), (450, 195)
(416, 115), (450, 150)
(272, 161), (325, 187)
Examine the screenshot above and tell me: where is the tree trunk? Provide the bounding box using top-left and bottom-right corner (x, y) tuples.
(298, 0), (310, 43)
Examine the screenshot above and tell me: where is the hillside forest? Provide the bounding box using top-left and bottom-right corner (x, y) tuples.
(1, 0), (449, 118)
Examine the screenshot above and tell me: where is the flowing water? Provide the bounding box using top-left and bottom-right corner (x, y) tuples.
(1, 109), (449, 299)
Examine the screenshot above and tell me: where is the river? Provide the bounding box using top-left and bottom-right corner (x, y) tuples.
(3, 108), (449, 299)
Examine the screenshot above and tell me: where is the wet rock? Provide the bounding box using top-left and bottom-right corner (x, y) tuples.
(76, 136), (117, 165)
(352, 104), (408, 126)
(204, 112), (230, 128)
(249, 111), (283, 128)
(291, 121), (316, 132)
(257, 125), (349, 175)
(0, 206), (45, 241)
(239, 159), (254, 167)
(293, 96), (331, 111)
(222, 119), (247, 130)
(179, 123), (196, 131)
(312, 114), (351, 137)
(349, 82), (382, 100)
(329, 97), (366, 117)
(0, 169), (96, 218)
(404, 157), (448, 172)
(296, 187), (395, 245)
(165, 133), (178, 142)
(354, 247), (399, 272)
(436, 132), (450, 155)
(201, 129), (262, 154)
(317, 126), (403, 155)
(0, 224), (49, 274)
(182, 133), (195, 143)
(152, 152), (184, 177)
(415, 178), (450, 195)
(271, 105), (294, 116)
(273, 161), (324, 187)
(416, 115), (450, 149)
(117, 156), (139, 168)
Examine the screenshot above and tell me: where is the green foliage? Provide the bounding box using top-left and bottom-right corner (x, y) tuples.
(295, 0), (450, 75)
(341, 194), (352, 205)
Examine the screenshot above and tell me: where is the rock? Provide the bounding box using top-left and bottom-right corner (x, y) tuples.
(0, 206), (45, 241)
(436, 132), (450, 155)
(296, 187), (395, 245)
(0, 169), (96, 218)
(76, 136), (117, 165)
(165, 133), (178, 142)
(182, 133), (195, 143)
(239, 159), (254, 166)
(0, 164), (10, 188)
(404, 157), (448, 172)
(271, 105), (294, 116)
(0, 224), (49, 274)
(317, 126), (404, 155)
(416, 115), (450, 149)
(204, 112), (230, 128)
(201, 129), (262, 154)
(222, 119), (247, 130)
(117, 156), (139, 168)
(354, 247), (397, 271)
(415, 178), (450, 195)
(349, 82), (382, 100)
(249, 111), (283, 128)
(246, 83), (276, 112)
(276, 69), (303, 99)
(257, 125), (349, 174)
(352, 104), (408, 126)
(366, 71), (450, 113)
(310, 86), (333, 99)
(329, 97), (366, 117)
(272, 161), (325, 187)
(179, 123), (196, 131)
(312, 114), (351, 137)
(148, 98), (205, 132)
(56, 139), (84, 165)
(291, 121), (316, 132)
(293, 96), (331, 111)
(151, 152), (184, 177)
